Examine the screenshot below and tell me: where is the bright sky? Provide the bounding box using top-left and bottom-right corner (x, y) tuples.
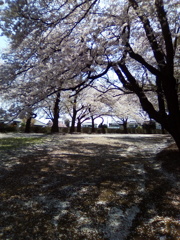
(0, 34), (9, 63)
(0, 0), (7, 53)
(0, 34), (8, 50)
(0, 35), (8, 48)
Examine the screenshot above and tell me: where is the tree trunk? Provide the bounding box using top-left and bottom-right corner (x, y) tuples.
(25, 117), (32, 133)
(51, 92), (60, 133)
(51, 117), (59, 133)
(70, 96), (77, 133)
(70, 114), (76, 133)
(102, 125), (106, 134)
(122, 120), (128, 134)
(77, 118), (81, 132)
(172, 134), (180, 153)
(161, 126), (165, 134)
(156, 76), (166, 135)
(70, 107), (77, 133)
(91, 117), (95, 133)
(24, 113), (37, 133)
(165, 120), (180, 154)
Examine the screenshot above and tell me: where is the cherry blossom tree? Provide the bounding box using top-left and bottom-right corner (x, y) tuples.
(111, 0), (180, 150)
(83, 86), (111, 132)
(85, 0), (180, 150)
(100, 89), (145, 133)
(62, 89), (88, 133)
(62, 85), (110, 133)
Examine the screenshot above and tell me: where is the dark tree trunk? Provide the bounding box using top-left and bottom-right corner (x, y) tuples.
(156, 76), (166, 135)
(70, 112), (76, 133)
(25, 117), (32, 133)
(161, 126), (165, 134)
(99, 118), (106, 134)
(70, 95), (79, 133)
(91, 117), (95, 133)
(164, 121), (180, 154)
(24, 113), (37, 133)
(51, 92), (60, 133)
(70, 100), (77, 133)
(77, 118), (81, 132)
(172, 134), (180, 155)
(102, 125), (106, 134)
(122, 119), (128, 134)
(172, 133), (180, 152)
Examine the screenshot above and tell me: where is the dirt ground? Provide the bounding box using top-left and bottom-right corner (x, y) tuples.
(0, 133), (179, 240)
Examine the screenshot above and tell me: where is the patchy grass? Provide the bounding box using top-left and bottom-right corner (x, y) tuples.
(0, 137), (44, 150)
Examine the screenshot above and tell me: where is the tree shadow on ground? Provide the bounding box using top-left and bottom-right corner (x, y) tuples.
(156, 143), (180, 175)
(0, 136), (179, 239)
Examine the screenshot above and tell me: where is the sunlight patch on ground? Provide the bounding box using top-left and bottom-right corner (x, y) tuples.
(104, 206), (140, 240)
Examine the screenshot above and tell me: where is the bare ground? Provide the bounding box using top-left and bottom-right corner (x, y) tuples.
(0, 133), (179, 240)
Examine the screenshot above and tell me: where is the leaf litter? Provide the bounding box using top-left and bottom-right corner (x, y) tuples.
(0, 133), (179, 240)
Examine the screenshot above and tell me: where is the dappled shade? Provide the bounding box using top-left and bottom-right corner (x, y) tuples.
(0, 134), (179, 239)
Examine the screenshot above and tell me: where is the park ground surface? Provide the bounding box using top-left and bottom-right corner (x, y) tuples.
(0, 133), (179, 240)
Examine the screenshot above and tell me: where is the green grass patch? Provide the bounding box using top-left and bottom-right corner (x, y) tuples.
(0, 137), (44, 150)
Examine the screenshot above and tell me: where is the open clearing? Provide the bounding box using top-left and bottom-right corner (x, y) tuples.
(0, 133), (179, 240)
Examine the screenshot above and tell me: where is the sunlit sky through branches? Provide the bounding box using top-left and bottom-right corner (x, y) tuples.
(0, 35), (8, 63)
(0, 34), (8, 49)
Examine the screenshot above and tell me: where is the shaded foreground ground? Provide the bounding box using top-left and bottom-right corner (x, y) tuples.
(0, 133), (179, 240)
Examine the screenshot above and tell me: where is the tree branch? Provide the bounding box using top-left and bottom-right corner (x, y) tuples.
(155, 0), (174, 72)
(126, 43), (161, 76)
(128, 0), (166, 67)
